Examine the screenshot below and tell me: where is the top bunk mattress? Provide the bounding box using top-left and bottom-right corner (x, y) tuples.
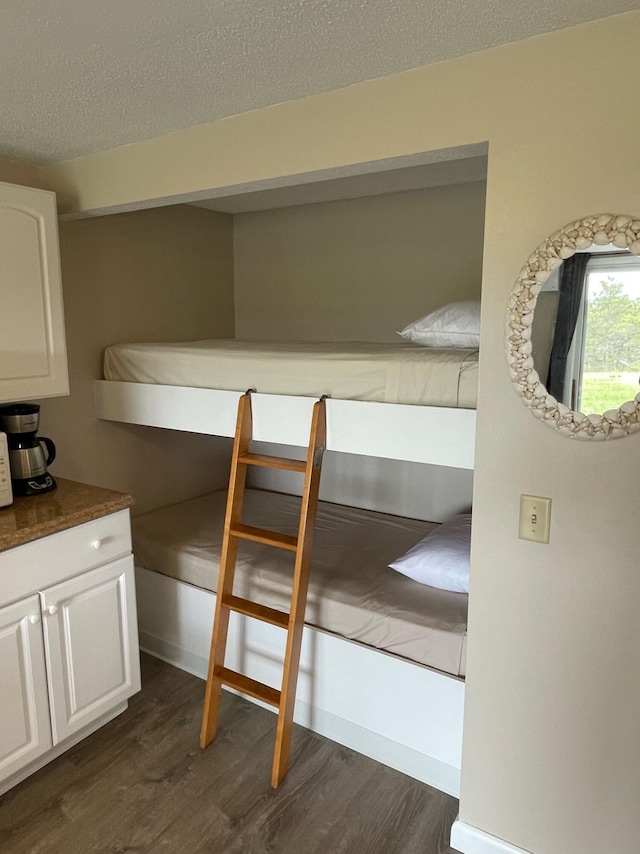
(132, 489), (468, 678)
(104, 339), (479, 408)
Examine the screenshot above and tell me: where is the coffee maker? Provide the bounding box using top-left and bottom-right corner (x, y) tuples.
(0, 403), (56, 496)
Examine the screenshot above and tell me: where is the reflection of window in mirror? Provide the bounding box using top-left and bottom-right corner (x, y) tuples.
(568, 250), (640, 413)
(531, 247), (640, 414)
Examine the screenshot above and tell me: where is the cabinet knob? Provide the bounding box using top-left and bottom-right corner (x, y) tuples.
(48, 604), (59, 616)
(90, 539), (103, 550)
(29, 613), (41, 624)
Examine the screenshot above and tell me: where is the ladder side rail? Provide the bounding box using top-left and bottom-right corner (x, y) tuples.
(271, 397), (327, 787)
(200, 392), (253, 748)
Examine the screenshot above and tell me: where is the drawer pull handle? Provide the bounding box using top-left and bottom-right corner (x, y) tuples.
(91, 539), (103, 550)
(30, 613), (41, 625)
(48, 604), (58, 616)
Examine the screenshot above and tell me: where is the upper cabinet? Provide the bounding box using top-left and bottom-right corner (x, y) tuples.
(0, 182), (68, 402)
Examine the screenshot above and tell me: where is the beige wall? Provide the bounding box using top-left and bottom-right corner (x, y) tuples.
(0, 157), (40, 187)
(31, 11), (640, 854)
(234, 183), (485, 342)
(37, 205), (235, 514)
(234, 183), (481, 519)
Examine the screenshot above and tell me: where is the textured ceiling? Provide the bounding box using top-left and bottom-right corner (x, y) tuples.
(1, 0), (637, 163)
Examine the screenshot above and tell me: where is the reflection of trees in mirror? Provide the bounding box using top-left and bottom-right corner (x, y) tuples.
(580, 265), (640, 412)
(585, 279), (640, 371)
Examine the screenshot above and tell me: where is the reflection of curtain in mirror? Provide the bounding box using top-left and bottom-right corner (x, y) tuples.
(546, 253), (591, 405)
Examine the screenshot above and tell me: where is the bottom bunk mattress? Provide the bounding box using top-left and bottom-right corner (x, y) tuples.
(131, 489), (468, 678)
(103, 339), (479, 408)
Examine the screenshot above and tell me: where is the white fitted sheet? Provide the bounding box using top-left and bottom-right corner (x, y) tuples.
(131, 489), (468, 678)
(104, 339), (478, 408)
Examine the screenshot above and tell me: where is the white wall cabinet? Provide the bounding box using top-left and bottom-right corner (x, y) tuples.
(0, 181), (68, 402)
(0, 510), (140, 795)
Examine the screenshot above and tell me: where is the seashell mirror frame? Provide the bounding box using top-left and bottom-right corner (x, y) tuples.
(506, 214), (640, 439)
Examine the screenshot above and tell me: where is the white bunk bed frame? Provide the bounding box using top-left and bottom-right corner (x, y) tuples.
(95, 380), (475, 797)
(95, 381), (476, 468)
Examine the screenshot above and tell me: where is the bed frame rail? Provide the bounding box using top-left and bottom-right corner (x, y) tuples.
(94, 380), (476, 469)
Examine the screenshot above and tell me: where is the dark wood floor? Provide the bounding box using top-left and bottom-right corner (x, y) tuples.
(0, 655), (458, 853)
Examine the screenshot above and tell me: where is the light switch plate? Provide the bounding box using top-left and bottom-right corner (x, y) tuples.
(519, 494), (551, 543)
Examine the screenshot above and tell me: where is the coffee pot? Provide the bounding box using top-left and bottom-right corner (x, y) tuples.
(0, 403), (56, 496)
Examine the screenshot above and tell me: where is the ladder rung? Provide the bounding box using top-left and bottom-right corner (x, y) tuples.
(214, 666), (281, 707)
(230, 523), (298, 551)
(238, 452), (306, 473)
(222, 594), (289, 629)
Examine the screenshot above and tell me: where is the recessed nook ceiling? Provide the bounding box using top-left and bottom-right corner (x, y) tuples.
(54, 144), (488, 219)
(1, 0), (637, 164)
(191, 150), (489, 214)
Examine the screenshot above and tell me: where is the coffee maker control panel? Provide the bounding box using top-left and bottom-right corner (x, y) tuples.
(0, 432), (13, 507)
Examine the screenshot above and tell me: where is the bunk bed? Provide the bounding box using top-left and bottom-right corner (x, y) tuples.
(96, 338), (478, 468)
(95, 335), (478, 797)
(133, 488), (469, 677)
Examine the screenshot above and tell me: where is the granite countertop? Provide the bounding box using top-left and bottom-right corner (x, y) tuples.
(0, 478), (133, 552)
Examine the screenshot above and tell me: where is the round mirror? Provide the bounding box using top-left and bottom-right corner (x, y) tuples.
(507, 214), (640, 439)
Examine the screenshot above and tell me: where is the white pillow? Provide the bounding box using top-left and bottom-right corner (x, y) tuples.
(397, 300), (480, 348)
(389, 514), (471, 593)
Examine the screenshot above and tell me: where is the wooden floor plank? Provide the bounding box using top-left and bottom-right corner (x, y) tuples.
(0, 654), (458, 854)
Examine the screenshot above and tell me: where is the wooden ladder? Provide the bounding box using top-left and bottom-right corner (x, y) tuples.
(200, 390), (327, 788)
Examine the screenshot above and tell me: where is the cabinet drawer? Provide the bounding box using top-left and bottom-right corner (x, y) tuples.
(0, 511), (132, 604)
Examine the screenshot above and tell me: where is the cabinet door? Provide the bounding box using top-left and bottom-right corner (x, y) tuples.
(41, 556), (141, 744)
(0, 595), (52, 783)
(0, 181), (68, 402)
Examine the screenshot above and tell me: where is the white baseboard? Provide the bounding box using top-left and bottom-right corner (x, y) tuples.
(140, 629), (209, 680)
(293, 696), (461, 797)
(450, 820), (533, 854)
